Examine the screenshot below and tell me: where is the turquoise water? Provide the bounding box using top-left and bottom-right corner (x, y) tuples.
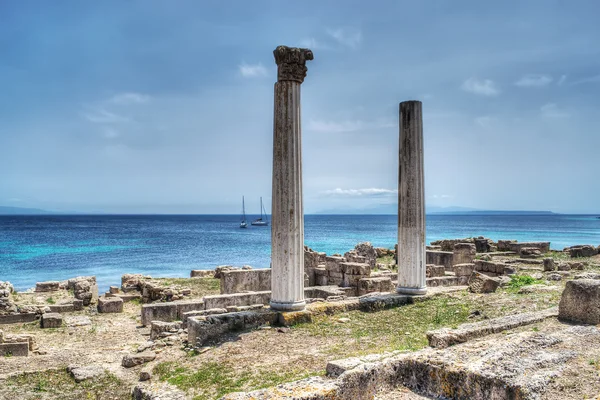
(0, 214), (598, 292)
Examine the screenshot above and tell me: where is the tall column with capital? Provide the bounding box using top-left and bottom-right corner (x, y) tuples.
(270, 45), (313, 311)
(397, 100), (427, 295)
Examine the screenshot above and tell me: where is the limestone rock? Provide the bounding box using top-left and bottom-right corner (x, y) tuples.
(139, 366), (152, 381)
(97, 297), (123, 313)
(122, 350), (156, 368)
(67, 365), (105, 383)
(41, 313), (63, 329)
(353, 242), (377, 268)
(567, 245), (597, 258)
(559, 279), (600, 324)
(468, 272), (500, 294)
(35, 281), (60, 292)
(543, 258), (556, 272)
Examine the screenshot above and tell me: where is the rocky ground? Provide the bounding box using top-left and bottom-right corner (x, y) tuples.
(0, 250), (599, 399)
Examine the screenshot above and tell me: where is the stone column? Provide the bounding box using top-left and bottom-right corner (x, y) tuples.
(397, 100), (427, 295)
(270, 45), (313, 311)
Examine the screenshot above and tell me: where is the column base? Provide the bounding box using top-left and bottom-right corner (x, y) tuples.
(396, 286), (427, 295)
(270, 300), (306, 311)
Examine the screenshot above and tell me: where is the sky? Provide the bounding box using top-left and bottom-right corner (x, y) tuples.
(1, 1), (599, 214)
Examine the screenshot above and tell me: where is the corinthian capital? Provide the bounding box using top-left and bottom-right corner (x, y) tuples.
(273, 45), (314, 83)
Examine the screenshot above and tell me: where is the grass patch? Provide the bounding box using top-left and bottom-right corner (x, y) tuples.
(295, 296), (471, 357)
(1, 369), (130, 400)
(153, 361), (316, 400)
(507, 274), (544, 292)
(376, 254), (396, 267)
(46, 297), (56, 305)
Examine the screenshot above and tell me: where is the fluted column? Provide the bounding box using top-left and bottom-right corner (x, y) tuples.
(397, 100), (427, 295)
(270, 45), (313, 311)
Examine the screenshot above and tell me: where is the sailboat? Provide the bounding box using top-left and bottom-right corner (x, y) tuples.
(240, 196), (247, 228)
(251, 197), (269, 226)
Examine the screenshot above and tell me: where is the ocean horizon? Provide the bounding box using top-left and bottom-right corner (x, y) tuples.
(1, 213), (599, 292)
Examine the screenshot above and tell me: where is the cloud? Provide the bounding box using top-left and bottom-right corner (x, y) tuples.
(103, 127), (120, 139)
(109, 92), (151, 105)
(299, 38), (326, 50)
(541, 103), (570, 118)
(514, 74), (553, 87)
(474, 116), (495, 128)
(571, 74), (600, 85)
(461, 78), (500, 96)
(238, 63), (268, 78)
(324, 188), (397, 197)
(557, 75), (567, 85)
(306, 119), (394, 133)
(431, 194), (453, 199)
(326, 28), (362, 48)
(82, 108), (130, 124)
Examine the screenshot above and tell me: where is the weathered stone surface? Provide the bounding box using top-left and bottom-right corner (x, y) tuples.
(122, 350), (156, 368)
(357, 277), (394, 296)
(221, 376), (339, 400)
(278, 310), (312, 326)
(188, 310), (278, 347)
(35, 281), (60, 292)
(520, 247), (542, 258)
(0, 312), (37, 325)
(468, 271), (500, 293)
(141, 300), (205, 326)
(204, 291), (271, 311)
(190, 269), (215, 278)
(425, 264), (445, 278)
(543, 257), (556, 271)
(453, 263), (475, 277)
(474, 259), (508, 275)
(567, 245), (598, 258)
(559, 279), (600, 324)
(220, 268), (271, 294)
(97, 296), (123, 313)
(425, 251), (453, 271)
(353, 242), (377, 268)
(427, 307), (558, 348)
(67, 365), (105, 383)
(41, 312), (63, 328)
(131, 384), (187, 400)
(453, 243), (476, 265)
(0, 342), (29, 357)
(150, 321), (183, 340)
(139, 366), (152, 381)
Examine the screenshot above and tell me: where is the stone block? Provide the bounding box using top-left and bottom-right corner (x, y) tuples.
(543, 258), (556, 272)
(73, 299), (84, 311)
(203, 291), (271, 311)
(48, 304), (74, 313)
(220, 268), (271, 294)
(41, 312), (63, 329)
(567, 245), (597, 258)
(559, 279), (600, 324)
(97, 297), (123, 313)
(357, 277), (394, 296)
(278, 310), (312, 326)
(426, 251), (453, 271)
(426, 264), (446, 278)
(109, 286), (120, 294)
(122, 351), (156, 368)
(67, 365), (105, 383)
(0, 342), (29, 357)
(0, 313), (37, 325)
(35, 281), (60, 292)
(150, 321), (183, 340)
(468, 272), (500, 293)
(454, 263), (475, 277)
(453, 243), (476, 265)
(520, 247), (542, 258)
(190, 270), (215, 278)
(325, 256), (345, 273)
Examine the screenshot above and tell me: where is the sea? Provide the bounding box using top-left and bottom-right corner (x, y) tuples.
(0, 214), (599, 292)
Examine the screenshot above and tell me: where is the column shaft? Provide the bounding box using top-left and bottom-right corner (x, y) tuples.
(270, 80), (305, 311)
(397, 100), (427, 295)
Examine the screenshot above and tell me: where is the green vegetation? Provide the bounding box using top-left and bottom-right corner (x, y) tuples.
(296, 296), (471, 356)
(46, 296), (56, 304)
(506, 274), (544, 292)
(1, 369), (129, 400)
(153, 361), (316, 400)
(376, 254), (396, 267)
